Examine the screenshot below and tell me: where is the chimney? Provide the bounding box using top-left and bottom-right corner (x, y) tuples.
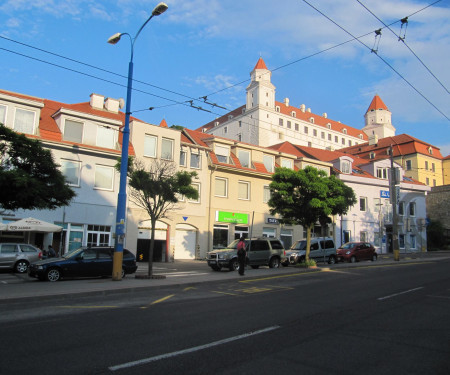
(90, 93), (104, 110)
(300, 104), (306, 113)
(322, 113), (327, 118)
(284, 98), (289, 107)
(306, 108), (311, 113)
(368, 134), (379, 145)
(104, 97), (120, 113)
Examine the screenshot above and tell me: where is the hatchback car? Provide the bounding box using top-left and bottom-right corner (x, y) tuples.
(337, 242), (377, 263)
(28, 246), (137, 281)
(0, 243), (42, 273)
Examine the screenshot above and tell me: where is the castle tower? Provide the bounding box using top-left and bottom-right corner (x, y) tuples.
(246, 57), (276, 110)
(362, 95), (396, 140)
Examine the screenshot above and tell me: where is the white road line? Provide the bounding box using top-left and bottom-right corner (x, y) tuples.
(378, 287), (424, 301)
(109, 325), (280, 371)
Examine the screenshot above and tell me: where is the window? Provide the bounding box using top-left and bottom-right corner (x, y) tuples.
(321, 132), (325, 139)
(424, 161), (429, 170)
(348, 140), (352, 146)
(405, 160), (411, 170)
(239, 121), (242, 127)
(215, 145), (230, 163)
(295, 123), (299, 131)
(409, 202), (416, 216)
(97, 126), (115, 149)
(398, 201), (405, 216)
(144, 134), (157, 158)
(238, 181), (250, 200)
(238, 150), (250, 168)
(399, 234), (405, 249)
(287, 121), (291, 129)
(263, 228), (276, 238)
(95, 165), (114, 190)
(309, 117), (315, 124)
(280, 229), (293, 249)
(60, 160), (81, 186)
(188, 183), (200, 203)
(343, 128), (347, 134)
(213, 224), (228, 249)
(234, 226), (248, 240)
(377, 167), (389, 179)
(161, 138), (173, 160)
(223, 126), (228, 134)
(335, 136), (339, 143)
(0, 105), (6, 124)
(431, 163), (435, 172)
(360, 197), (367, 211)
(341, 160), (351, 174)
(304, 126), (308, 134)
(64, 119), (83, 143)
(313, 129), (317, 137)
(263, 155), (274, 173)
(428, 147), (433, 155)
(410, 234), (416, 249)
(433, 179), (436, 186)
(342, 137), (345, 145)
(360, 231), (368, 242)
(263, 185), (271, 203)
(14, 108), (35, 134)
(281, 159), (293, 169)
(87, 225), (111, 247)
(215, 177), (228, 197)
(279, 118), (283, 126)
(374, 232), (380, 247)
(190, 151), (200, 169)
(328, 134), (332, 141)
(426, 177), (430, 185)
(180, 150), (187, 167)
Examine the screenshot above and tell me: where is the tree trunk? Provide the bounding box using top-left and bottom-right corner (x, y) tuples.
(148, 218), (156, 277)
(305, 224), (312, 262)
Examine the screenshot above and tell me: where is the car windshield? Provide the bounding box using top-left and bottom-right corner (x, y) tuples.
(340, 243), (356, 250)
(290, 240), (307, 250)
(62, 247), (85, 259)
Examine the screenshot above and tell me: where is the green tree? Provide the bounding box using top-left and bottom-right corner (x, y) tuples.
(268, 166), (356, 261)
(0, 124), (75, 211)
(120, 158), (198, 277)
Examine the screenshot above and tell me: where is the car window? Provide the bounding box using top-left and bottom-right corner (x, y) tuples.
(311, 242), (319, 250)
(291, 241), (307, 250)
(1, 244), (18, 253)
(252, 240), (270, 251)
(82, 249), (97, 260)
(97, 249), (112, 259)
(324, 240), (335, 249)
(270, 240), (283, 250)
(19, 245), (38, 253)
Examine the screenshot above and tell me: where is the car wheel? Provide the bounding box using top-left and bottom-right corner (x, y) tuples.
(229, 259), (239, 271)
(14, 260), (29, 273)
(269, 257), (280, 268)
(121, 268), (126, 278)
(372, 253), (378, 261)
(251, 265), (260, 269)
(350, 256), (356, 263)
(328, 255), (336, 265)
(46, 268), (62, 282)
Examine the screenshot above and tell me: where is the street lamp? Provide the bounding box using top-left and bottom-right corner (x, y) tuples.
(108, 2), (168, 281)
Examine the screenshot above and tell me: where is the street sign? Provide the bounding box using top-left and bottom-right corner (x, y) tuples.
(380, 190), (390, 198)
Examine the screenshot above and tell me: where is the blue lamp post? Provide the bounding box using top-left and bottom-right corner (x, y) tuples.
(108, 2), (168, 281)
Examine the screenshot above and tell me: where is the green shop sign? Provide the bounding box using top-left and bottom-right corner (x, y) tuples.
(216, 211), (249, 224)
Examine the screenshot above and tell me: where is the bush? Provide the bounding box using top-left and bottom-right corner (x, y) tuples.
(297, 258), (317, 268)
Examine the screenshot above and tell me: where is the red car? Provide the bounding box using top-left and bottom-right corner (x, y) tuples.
(337, 242), (377, 263)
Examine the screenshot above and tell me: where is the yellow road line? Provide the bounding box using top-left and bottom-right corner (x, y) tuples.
(239, 271), (320, 283)
(211, 291), (239, 296)
(140, 294), (176, 309)
(183, 287), (196, 291)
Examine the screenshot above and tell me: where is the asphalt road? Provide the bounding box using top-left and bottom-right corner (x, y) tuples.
(1, 259), (449, 375)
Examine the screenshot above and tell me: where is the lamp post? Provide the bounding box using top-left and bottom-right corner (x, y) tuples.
(108, 2), (168, 281)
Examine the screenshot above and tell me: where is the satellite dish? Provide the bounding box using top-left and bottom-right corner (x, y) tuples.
(118, 98), (125, 109)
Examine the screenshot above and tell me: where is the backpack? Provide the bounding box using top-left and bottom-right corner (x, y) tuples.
(237, 241), (246, 256)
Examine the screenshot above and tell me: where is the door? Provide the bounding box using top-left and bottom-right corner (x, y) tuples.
(0, 244), (18, 269)
(248, 240), (270, 265)
(175, 229), (196, 259)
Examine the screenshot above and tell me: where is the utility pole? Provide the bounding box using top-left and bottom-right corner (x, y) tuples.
(389, 145), (400, 261)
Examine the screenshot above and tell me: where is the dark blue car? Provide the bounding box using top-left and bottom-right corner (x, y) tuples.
(28, 247), (137, 281)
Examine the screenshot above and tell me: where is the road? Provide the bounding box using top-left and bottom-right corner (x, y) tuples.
(1, 259), (449, 374)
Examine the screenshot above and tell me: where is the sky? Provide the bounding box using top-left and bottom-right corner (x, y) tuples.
(1, 0), (449, 155)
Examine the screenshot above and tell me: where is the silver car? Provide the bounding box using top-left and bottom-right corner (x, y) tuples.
(0, 243), (43, 273)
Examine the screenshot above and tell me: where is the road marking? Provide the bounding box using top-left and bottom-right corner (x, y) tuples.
(378, 287), (423, 301)
(211, 291), (239, 296)
(140, 294), (175, 309)
(183, 287), (196, 291)
(109, 325), (280, 371)
(239, 271), (320, 283)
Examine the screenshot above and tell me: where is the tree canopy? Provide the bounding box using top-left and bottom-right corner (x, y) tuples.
(119, 158), (198, 276)
(268, 166), (356, 261)
(0, 124), (76, 211)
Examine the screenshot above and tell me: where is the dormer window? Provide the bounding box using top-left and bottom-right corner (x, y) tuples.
(342, 128), (347, 134)
(359, 134), (363, 139)
(228, 115), (233, 120)
(14, 108), (36, 135)
(370, 152), (375, 159)
(292, 111), (296, 117)
(275, 106), (280, 112)
(215, 145), (231, 164)
(309, 117), (314, 123)
(281, 159), (293, 169)
(238, 149), (251, 168)
(428, 147), (433, 155)
(341, 160), (351, 174)
(326, 123), (331, 129)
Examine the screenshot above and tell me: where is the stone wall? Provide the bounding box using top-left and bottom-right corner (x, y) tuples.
(427, 185), (450, 230)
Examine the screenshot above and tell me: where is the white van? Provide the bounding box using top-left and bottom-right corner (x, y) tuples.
(282, 237), (337, 265)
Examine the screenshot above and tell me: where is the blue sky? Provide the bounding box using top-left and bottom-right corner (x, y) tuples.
(1, 0), (449, 155)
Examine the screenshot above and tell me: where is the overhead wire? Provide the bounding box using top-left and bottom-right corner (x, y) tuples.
(300, 0), (449, 122)
(355, 0), (449, 95)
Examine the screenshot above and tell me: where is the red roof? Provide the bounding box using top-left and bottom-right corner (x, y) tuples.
(366, 95), (388, 113)
(159, 119), (168, 128)
(253, 57), (268, 71)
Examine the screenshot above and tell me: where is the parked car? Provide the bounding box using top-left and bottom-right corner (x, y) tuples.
(0, 243), (42, 273)
(206, 238), (285, 271)
(281, 237), (337, 266)
(337, 242), (378, 263)
(28, 246), (137, 281)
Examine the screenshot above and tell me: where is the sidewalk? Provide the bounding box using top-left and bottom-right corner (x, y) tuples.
(1, 252), (448, 304)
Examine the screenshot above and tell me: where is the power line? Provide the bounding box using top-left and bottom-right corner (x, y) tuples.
(355, 0), (449, 95)
(300, 0), (449, 122)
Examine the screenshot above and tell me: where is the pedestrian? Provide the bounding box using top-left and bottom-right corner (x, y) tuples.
(47, 245), (56, 258)
(237, 237), (246, 276)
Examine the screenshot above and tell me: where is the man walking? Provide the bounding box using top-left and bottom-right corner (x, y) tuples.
(237, 237), (246, 276)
